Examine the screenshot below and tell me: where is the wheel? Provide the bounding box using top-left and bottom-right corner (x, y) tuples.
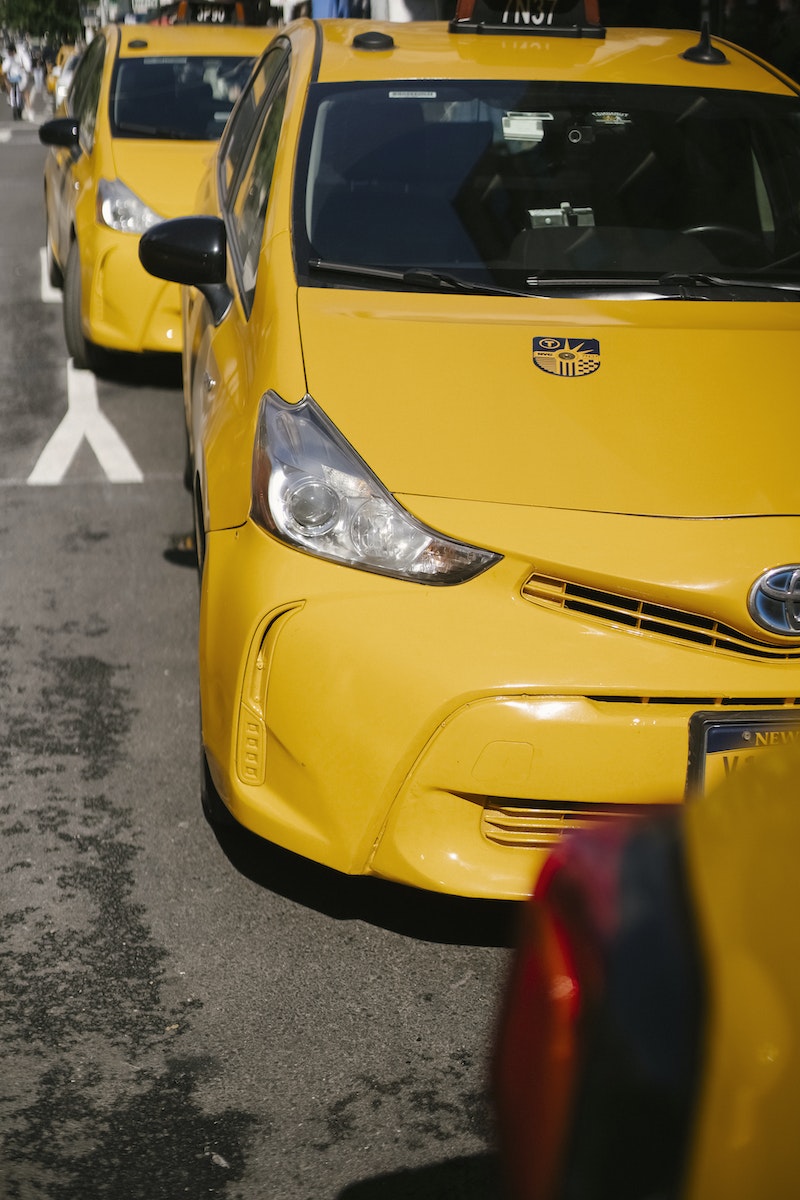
(45, 210), (63, 289)
(201, 750), (237, 829)
(193, 475), (206, 577)
(63, 239), (102, 371)
(182, 433), (193, 493)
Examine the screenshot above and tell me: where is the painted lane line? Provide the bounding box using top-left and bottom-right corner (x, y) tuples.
(39, 246), (62, 304)
(27, 359), (144, 486)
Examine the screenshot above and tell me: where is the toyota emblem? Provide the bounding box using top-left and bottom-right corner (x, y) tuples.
(749, 566), (800, 636)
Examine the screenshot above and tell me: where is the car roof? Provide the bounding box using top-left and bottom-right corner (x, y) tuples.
(112, 21), (272, 59)
(309, 18), (798, 96)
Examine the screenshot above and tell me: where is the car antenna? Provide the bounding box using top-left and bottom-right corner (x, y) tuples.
(681, 20), (728, 65)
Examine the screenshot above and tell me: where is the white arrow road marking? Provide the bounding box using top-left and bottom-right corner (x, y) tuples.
(27, 359), (144, 486)
(39, 246), (62, 304)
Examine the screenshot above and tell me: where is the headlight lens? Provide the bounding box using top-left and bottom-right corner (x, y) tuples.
(251, 391), (501, 585)
(97, 178), (164, 235)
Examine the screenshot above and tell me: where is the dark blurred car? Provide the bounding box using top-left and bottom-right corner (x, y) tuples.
(493, 742), (800, 1200)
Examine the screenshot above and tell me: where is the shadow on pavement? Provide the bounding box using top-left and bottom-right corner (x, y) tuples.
(95, 348), (182, 390)
(337, 1153), (507, 1200)
(164, 532), (197, 569)
(210, 821), (522, 948)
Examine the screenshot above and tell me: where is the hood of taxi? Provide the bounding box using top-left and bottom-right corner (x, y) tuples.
(298, 289), (798, 519)
(108, 139), (216, 219)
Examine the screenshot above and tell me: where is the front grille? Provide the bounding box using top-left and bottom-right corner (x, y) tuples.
(522, 572), (800, 661)
(482, 798), (673, 849)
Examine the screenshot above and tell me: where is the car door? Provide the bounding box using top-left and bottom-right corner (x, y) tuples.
(184, 41), (291, 559)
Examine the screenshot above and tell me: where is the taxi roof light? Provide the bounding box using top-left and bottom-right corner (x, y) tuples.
(450, 0), (605, 38)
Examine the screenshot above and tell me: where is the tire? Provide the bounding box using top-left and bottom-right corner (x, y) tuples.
(201, 750), (237, 829)
(182, 436), (193, 493)
(45, 213), (63, 289)
(63, 239), (102, 372)
(193, 476), (206, 578)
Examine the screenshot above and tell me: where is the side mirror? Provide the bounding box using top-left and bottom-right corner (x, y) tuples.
(38, 116), (80, 151)
(139, 216), (231, 325)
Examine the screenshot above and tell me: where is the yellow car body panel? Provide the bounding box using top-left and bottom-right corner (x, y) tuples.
(149, 16), (800, 898)
(199, 506), (800, 899)
(683, 747), (800, 1199)
(184, 26), (314, 529)
(42, 23), (272, 356)
(295, 289), (800, 517)
(315, 22), (796, 95)
(74, 141), (220, 353)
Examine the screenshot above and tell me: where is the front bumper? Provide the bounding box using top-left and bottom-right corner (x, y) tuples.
(198, 520), (800, 900)
(84, 226), (182, 355)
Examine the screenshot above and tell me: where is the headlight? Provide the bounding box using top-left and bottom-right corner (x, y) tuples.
(97, 178), (163, 235)
(251, 391), (501, 585)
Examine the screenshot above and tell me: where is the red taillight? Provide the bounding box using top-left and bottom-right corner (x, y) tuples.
(492, 827), (630, 1200)
(493, 816), (704, 1200)
(493, 899), (580, 1200)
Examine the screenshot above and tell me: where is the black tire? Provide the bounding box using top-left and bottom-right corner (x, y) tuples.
(64, 239), (102, 372)
(45, 213), (63, 289)
(193, 476), (206, 578)
(182, 435), (193, 493)
(201, 750), (237, 829)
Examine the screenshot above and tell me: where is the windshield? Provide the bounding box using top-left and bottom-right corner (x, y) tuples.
(295, 81), (800, 293)
(111, 54), (254, 141)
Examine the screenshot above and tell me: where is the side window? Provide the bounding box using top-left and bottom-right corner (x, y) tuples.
(218, 46), (288, 206)
(70, 35), (106, 153)
(227, 69), (288, 314)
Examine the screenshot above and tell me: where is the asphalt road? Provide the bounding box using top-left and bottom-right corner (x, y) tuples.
(0, 97), (520, 1199)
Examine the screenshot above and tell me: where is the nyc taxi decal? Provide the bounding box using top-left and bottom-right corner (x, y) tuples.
(533, 336), (600, 377)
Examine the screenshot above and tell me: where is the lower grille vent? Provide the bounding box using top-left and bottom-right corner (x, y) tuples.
(482, 798), (673, 849)
(522, 573), (800, 660)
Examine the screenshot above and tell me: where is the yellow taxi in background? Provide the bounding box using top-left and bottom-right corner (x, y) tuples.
(39, 22), (271, 370)
(47, 42), (75, 97)
(140, 1), (800, 900)
(493, 744), (800, 1200)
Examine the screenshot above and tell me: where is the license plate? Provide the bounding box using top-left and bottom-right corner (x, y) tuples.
(687, 710), (800, 798)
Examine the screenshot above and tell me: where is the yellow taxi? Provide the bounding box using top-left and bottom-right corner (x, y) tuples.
(47, 43), (76, 97)
(493, 743), (800, 1200)
(139, 1), (800, 899)
(39, 22), (272, 370)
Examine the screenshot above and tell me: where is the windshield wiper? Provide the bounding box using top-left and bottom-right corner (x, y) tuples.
(308, 259), (530, 297)
(527, 274), (669, 290)
(659, 271), (800, 292)
(308, 259), (800, 300)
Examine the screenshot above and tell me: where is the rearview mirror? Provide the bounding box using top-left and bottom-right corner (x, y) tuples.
(139, 216), (230, 325)
(38, 117), (80, 151)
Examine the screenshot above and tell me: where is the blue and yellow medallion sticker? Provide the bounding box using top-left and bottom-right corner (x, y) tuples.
(533, 336), (600, 377)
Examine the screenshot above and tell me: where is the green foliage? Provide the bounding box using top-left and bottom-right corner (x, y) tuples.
(0, 0), (82, 41)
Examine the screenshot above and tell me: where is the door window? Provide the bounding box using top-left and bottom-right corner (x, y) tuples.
(226, 66), (289, 313)
(69, 34), (106, 153)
